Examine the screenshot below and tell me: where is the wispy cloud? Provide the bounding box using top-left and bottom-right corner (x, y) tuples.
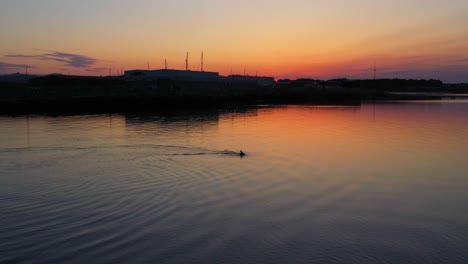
(0, 62), (33, 69)
(38, 52), (97, 67)
(5, 50), (98, 68)
(5, 54), (35, 58)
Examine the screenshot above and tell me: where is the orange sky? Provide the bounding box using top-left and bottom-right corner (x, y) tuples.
(1, 0), (468, 82)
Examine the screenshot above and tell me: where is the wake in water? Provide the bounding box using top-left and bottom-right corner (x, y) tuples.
(177, 148), (246, 157)
(0, 144), (245, 158)
(168, 150), (244, 157)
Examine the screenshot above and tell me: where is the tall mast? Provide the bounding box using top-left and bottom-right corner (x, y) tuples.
(373, 60), (377, 80)
(201, 52), (204, 72)
(165, 59), (167, 70)
(185, 52), (189, 71)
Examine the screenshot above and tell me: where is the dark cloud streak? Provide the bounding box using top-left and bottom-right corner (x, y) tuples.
(0, 62), (33, 69)
(38, 52), (97, 68)
(5, 50), (98, 68)
(5, 54), (35, 58)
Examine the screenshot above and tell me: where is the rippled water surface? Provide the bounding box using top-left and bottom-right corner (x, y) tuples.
(1, 100), (468, 264)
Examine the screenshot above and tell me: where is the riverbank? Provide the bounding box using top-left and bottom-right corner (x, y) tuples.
(1, 75), (467, 114)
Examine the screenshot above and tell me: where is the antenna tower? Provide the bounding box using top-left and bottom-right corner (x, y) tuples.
(373, 60), (377, 80)
(185, 52), (189, 71)
(201, 52), (204, 72)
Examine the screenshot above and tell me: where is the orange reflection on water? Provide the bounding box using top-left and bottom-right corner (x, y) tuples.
(216, 103), (468, 178)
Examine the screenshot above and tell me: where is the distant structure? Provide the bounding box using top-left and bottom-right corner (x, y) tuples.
(125, 69), (219, 81)
(227, 74), (275, 87)
(185, 52), (189, 71)
(201, 52), (204, 72)
(123, 68), (274, 98)
(124, 69), (274, 87)
(373, 60), (377, 80)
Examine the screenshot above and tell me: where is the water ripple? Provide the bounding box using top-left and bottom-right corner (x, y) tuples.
(2, 103), (468, 263)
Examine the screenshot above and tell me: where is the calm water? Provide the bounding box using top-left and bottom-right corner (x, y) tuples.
(1, 100), (468, 264)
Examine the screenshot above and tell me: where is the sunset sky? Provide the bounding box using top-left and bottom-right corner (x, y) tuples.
(1, 0), (468, 82)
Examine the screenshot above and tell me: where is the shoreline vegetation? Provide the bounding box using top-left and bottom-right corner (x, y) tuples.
(1, 73), (468, 114)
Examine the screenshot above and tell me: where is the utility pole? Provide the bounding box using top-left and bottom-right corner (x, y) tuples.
(185, 52), (189, 71)
(201, 52), (204, 72)
(373, 60), (377, 80)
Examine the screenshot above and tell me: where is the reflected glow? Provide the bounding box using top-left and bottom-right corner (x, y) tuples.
(1, 101), (468, 263)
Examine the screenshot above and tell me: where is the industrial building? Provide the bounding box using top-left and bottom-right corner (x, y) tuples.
(125, 69), (220, 82)
(124, 69), (274, 87)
